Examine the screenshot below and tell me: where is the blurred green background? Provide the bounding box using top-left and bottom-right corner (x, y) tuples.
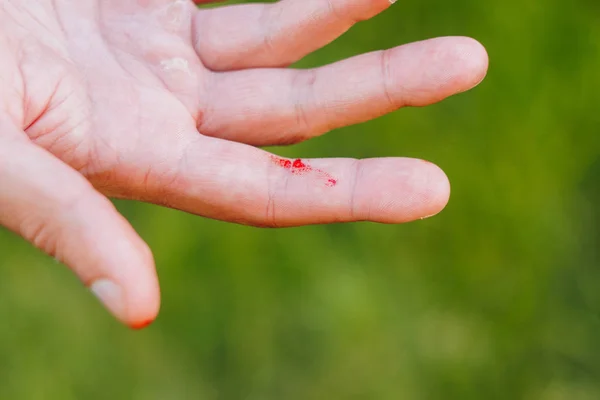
(1, 0), (599, 398)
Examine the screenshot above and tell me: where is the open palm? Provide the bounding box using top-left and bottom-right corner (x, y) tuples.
(0, 0), (488, 327)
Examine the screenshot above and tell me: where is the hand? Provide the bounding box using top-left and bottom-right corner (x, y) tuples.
(0, 0), (488, 328)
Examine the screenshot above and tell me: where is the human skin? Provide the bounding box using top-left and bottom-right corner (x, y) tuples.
(0, 0), (488, 328)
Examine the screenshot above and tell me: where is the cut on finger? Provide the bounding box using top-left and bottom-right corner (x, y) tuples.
(115, 134), (451, 228)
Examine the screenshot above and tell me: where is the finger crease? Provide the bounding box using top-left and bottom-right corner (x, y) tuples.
(349, 159), (362, 220)
(380, 49), (400, 110)
(291, 70), (317, 141)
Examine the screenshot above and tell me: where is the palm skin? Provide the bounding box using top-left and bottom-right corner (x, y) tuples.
(0, 0), (488, 328)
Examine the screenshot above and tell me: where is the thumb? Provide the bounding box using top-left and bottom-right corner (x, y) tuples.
(0, 122), (159, 328)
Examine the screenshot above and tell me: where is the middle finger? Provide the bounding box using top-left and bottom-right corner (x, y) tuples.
(197, 37), (488, 146)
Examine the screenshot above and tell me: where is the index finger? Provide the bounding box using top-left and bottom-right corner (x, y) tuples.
(115, 134), (450, 227)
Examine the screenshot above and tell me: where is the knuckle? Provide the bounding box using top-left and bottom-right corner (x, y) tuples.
(379, 49), (400, 110)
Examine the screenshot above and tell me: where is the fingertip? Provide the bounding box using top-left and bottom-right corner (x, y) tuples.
(395, 36), (489, 107)
(90, 273), (160, 328)
(385, 159), (451, 222)
(88, 238), (161, 328)
(353, 158), (450, 224)
(441, 37), (489, 93)
(418, 159), (451, 219)
(447, 36), (489, 92)
(125, 273), (161, 329)
(130, 319), (156, 330)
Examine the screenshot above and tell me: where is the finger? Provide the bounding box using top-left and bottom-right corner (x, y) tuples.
(198, 36), (488, 146)
(0, 123), (159, 328)
(117, 134), (450, 227)
(193, 0), (393, 70)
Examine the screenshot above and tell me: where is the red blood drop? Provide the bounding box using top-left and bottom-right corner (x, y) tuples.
(271, 155), (337, 187)
(130, 319), (154, 330)
(271, 156), (293, 169)
(293, 159), (307, 169)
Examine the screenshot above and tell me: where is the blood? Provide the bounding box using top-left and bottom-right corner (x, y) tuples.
(291, 159), (312, 175)
(292, 159), (306, 169)
(277, 158), (292, 169)
(270, 156), (337, 187)
(130, 319), (154, 330)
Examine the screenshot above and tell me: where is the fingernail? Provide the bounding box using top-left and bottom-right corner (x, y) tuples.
(90, 279), (124, 319)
